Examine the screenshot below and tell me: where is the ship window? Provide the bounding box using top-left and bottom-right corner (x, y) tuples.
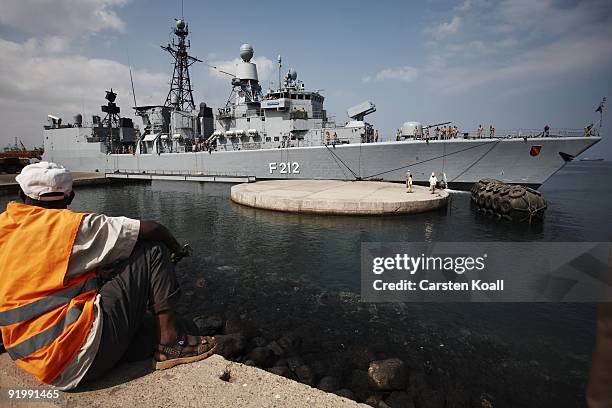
(298, 94), (304, 100)
(274, 136), (279, 141)
(306, 95), (311, 100)
(261, 117), (265, 121)
(266, 137), (271, 142)
(291, 136), (296, 140)
(291, 94), (296, 99)
(247, 118), (250, 122)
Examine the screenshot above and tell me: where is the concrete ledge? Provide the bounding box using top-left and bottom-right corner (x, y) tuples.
(0, 353), (364, 408)
(105, 173), (255, 184)
(0, 173), (109, 193)
(231, 180), (449, 215)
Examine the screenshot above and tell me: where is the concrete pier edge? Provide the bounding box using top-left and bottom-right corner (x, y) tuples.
(231, 180), (449, 215)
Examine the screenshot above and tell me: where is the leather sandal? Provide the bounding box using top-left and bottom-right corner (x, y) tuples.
(153, 333), (216, 370)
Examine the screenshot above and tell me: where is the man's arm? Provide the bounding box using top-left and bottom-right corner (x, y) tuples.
(138, 220), (188, 263)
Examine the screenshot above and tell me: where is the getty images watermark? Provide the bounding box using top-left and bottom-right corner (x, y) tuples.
(361, 242), (612, 302)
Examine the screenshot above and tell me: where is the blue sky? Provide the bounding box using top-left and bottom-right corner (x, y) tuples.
(1, 0), (611, 158)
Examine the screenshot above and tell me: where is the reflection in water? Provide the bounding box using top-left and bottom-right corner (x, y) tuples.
(1, 162), (610, 406)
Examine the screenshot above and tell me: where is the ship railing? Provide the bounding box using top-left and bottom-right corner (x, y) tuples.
(109, 169), (256, 178)
(422, 127), (587, 140)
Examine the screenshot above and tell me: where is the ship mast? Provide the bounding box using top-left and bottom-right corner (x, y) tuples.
(161, 18), (201, 112)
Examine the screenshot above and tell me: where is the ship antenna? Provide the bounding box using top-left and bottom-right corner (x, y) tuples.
(127, 50), (138, 107)
(161, 16), (202, 111)
(277, 55), (282, 91)
(596, 96), (606, 133)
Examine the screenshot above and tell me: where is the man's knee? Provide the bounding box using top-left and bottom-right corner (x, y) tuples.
(132, 241), (171, 264)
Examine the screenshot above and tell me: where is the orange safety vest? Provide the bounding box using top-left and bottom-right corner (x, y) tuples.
(0, 202), (97, 384)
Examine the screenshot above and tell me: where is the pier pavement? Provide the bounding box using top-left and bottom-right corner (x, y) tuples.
(0, 353), (364, 407)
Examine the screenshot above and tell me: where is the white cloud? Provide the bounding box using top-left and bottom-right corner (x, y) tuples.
(422, 21), (612, 93)
(0, 37), (167, 147)
(0, 0), (128, 37)
(363, 66), (419, 83)
(419, 0), (612, 93)
(432, 16), (461, 37)
(456, 0), (472, 12)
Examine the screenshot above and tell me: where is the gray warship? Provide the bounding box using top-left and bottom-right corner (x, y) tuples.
(42, 18), (603, 189)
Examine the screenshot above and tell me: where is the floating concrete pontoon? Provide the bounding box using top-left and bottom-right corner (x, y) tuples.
(231, 180), (449, 215)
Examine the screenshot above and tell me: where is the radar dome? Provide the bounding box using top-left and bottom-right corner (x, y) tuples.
(240, 44), (254, 62)
(176, 19), (186, 29)
(288, 69), (297, 80)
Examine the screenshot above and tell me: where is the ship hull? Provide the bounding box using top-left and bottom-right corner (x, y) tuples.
(43, 131), (601, 188)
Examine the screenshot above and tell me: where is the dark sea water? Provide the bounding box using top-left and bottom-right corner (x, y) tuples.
(2, 161), (611, 407)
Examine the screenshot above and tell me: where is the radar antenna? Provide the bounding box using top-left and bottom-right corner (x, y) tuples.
(161, 18), (201, 111)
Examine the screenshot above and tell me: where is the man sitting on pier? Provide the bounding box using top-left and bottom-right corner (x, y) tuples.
(0, 162), (216, 391)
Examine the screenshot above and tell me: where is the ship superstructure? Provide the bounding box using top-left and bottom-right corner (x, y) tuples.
(42, 17), (602, 189)
(209, 44), (374, 152)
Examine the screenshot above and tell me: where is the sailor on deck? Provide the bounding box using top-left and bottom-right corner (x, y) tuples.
(0, 162), (216, 391)
(477, 124), (484, 139)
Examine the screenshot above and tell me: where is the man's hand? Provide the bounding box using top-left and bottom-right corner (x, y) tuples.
(170, 244), (192, 264)
(139, 220), (189, 263)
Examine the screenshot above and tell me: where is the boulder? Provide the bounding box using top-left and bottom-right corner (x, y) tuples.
(223, 318), (243, 335)
(247, 346), (275, 367)
(250, 336), (267, 348)
(318, 376), (340, 392)
(294, 365), (316, 386)
(414, 388), (445, 408)
(266, 340), (285, 357)
(285, 356), (305, 371)
(386, 391), (415, 408)
(365, 395), (391, 408)
(348, 344), (377, 370)
(192, 315), (224, 335)
(277, 332), (301, 353)
(214, 333), (246, 359)
(334, 389), (356, 401)
(368, 359), (407, 391)
(349, 369), (370, 402)
(268, 366), (294, 379)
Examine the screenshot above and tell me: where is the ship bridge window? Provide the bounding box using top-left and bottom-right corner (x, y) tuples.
(291, 94), (296, 99)
(247, 118), (250, 122)
(298, 94), (304, 100)
(305, 94), (311, 100)
(266, 137), (271, 142)
(274, 136), (279, 141)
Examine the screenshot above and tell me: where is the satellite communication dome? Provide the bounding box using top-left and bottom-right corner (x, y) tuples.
(176, 19), (186, 29)
(240, 44), (254, 62)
